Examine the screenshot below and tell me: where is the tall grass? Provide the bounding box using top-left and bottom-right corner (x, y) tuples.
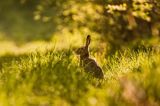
(0, 47), (160, 106)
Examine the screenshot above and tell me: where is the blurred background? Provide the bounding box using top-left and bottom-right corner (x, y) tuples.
(0, 0), (160, 53)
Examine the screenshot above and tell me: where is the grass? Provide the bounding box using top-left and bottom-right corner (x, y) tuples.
(0, 44), (160, 106)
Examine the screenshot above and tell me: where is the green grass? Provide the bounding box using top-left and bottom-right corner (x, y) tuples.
(0, 47), (160, 106)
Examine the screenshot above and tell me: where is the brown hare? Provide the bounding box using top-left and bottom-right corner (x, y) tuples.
(75, 35), (104, 79)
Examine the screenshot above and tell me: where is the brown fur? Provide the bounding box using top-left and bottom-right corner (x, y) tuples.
(75, 35), (104, 79)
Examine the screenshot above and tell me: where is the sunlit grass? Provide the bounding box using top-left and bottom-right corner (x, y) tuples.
(0, 39), (160, 105)
(0, 34), (159, 106)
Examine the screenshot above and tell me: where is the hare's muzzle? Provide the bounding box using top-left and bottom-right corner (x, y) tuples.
(75, 48), (81, 55)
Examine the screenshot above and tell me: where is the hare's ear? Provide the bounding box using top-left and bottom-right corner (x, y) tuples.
(85, 35), (91, 47)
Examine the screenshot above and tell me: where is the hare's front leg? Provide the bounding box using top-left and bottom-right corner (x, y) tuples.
(80, 60), (83, 67)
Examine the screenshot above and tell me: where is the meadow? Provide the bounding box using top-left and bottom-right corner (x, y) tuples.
(0, 38), (160, 106)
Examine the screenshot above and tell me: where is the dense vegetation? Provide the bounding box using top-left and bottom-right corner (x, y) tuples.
(0, 0), (160, 44)
(0, 0), (160, 106)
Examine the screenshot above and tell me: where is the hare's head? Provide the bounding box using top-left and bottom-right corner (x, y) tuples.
(75, 35), (91, 58)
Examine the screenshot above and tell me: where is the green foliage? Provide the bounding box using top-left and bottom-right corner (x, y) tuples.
(1, 0), (159, 45)
(31, 0), (160, 44)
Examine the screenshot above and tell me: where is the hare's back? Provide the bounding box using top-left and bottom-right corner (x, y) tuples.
(84, 58), (104, 79)
(84, 58), (97, 65)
